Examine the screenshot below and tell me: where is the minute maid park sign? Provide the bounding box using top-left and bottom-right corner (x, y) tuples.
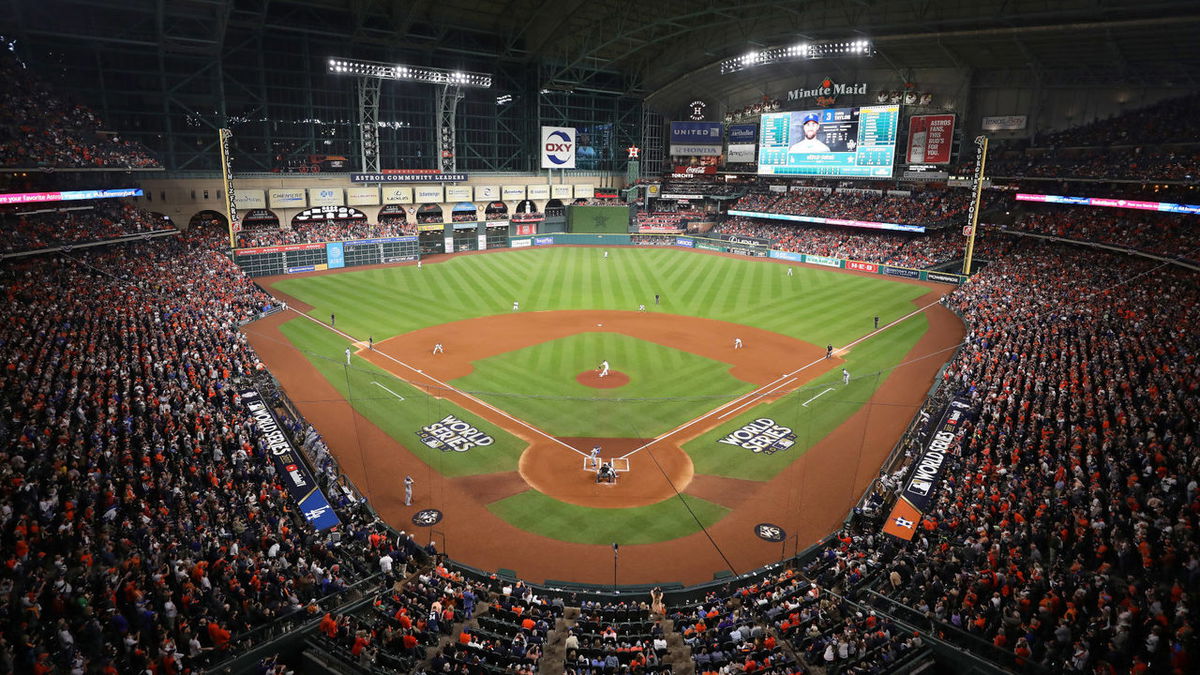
(787, 78), (869, 104)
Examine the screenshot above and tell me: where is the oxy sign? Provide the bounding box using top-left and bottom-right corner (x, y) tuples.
(541, 126), (576, 169)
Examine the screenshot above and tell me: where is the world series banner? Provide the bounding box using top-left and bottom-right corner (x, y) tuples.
(241, 389), (341, 531)
(882, 396), (975, 540)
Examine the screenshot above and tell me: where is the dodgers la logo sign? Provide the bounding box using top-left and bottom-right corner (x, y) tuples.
(540, 126), (576, 169)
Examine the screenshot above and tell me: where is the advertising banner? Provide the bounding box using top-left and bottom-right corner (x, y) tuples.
(0, 187), (142, 205)
(540, 126), (576, 169)
(268, 189), (306, 209)
(726, 209), (924, 233)
(534, 236), (555, 246)
(515, 223), (537, 236)
(510, 238), (532, 248)
(768, 250), (806, 262)
(234, 189), (266, 209)
(721, 233), (771, 247)
(326, 242), (345, 269)
(1015, 192), (1200, 215)
(502, 185), (527, 201)
(240, 389), (341, 531)
(382, 186), (414, 204)
(573, 184), (594, 199)
(728, 124), (758, 144)
(550, 184), (573, 200)
(351, 172), (467, 183)
(527, 184), (550, 200)
(417, 223), (444, 231)
(804, 254), (842, 268)
(696, 242), (726, 252)
(474, 185), (499, 201)
(727, 145), (757, 163)
(669, 121), (723, 155)
(445, 186), (472, 202)
(308, 187), (344, 207)
(675, 237), (695, 248)
(234, 242), (323, 256)
(845, 260), (878, 273)
(415, 186), (444, 203)
(882, 397), (975, 540)
(981, 115), (1026, 131)
(906, 114), (956, 164)
(346, 187), (380, 206)
(925, 271), (964, 284)
(881, 265), (921, 279)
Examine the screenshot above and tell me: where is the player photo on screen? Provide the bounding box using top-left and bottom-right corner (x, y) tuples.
(758, 105), (898, 178)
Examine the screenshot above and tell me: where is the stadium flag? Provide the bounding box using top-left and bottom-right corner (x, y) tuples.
(881, 497), (923, 540)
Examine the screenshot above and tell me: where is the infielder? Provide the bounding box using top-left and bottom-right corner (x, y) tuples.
(638, 304), (646, 312)
(404, 475), (414, 506)
(433, 343), (444, 354)
(734, 337), (743, 349)
(842, 368), (850, 385)
(512, 300), (520, 312)
(598, 360), (610, 378)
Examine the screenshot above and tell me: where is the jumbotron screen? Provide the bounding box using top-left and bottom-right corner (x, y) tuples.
(757, 105), (899, 178)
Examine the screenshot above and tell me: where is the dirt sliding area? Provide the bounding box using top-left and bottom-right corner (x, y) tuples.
(251, 265), (964, 586)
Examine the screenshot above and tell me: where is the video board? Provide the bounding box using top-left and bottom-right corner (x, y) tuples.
(757, 105), (899, 178)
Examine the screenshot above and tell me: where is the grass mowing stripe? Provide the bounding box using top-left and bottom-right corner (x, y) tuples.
(486, 490), (729, 545)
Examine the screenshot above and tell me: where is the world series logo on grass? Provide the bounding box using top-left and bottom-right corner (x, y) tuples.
(718, 418), (796, 454)
(417, 415), (495, 452)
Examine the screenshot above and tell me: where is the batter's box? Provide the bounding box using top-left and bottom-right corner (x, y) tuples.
(582, 457), (632, 473)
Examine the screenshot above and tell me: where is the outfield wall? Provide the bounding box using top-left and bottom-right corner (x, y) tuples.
(229, 229), (967, 284)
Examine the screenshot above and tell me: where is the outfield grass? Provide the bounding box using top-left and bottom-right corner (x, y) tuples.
(683, 312), (929, 480)
(486, 490), (729, 545)
(272, 247), (928, 347)
(278, 318), (526, 477)
(451, 332), (754, 437)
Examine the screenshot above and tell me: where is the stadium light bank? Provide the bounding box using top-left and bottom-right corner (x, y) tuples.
(328, 58), (492, 88)
(720, 39), (875, 75)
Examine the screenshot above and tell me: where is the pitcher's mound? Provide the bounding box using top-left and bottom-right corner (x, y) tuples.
(577, 370), (629, 389)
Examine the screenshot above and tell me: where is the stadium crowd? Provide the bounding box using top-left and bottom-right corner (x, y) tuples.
(808, 240), (1199, 672)
(0, 55), (159, 169)
(1008, 205), (1199, 263)
(1, 201), (174, 254)
(0, 226), (423, 673)
(731, 188), (973, 228)
(234, 219), (415, 248)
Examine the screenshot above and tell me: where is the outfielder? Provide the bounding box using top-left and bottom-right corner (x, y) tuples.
(512, 300), (520, 312)
(787, 267), (794, 277)
(433, 343), (444, 354)
(598, 360), (610, 378)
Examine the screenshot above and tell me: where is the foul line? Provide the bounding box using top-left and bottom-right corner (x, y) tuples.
(372, 381), (406, 401)
(802, 388), (835, 407)
(717, 377), (796, 420)
(619, 298), (943, 459)
(301, 314), (589, 458)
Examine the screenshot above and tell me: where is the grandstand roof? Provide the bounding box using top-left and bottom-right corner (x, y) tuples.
(4, 0), (1198, 99)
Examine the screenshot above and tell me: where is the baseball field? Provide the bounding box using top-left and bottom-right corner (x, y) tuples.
(246, 246), (964, 584)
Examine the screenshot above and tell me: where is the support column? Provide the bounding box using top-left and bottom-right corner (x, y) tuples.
(437, 83), (464, 172)
(357, 77), (381, 173)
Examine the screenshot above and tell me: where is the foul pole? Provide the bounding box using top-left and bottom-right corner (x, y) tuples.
(217, 128), (239, 249)
(962, 135), (989, 276)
